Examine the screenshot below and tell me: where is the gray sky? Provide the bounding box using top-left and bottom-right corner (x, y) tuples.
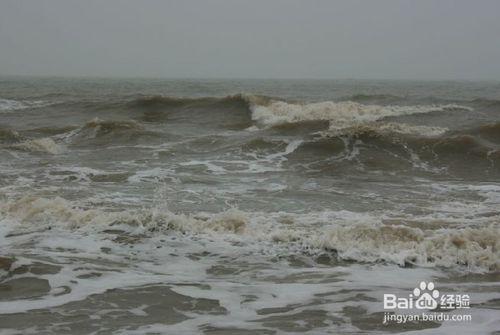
(1, 0), (499, 80)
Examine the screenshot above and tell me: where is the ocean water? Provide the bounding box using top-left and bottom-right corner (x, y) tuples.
(0, 77), (499, 334)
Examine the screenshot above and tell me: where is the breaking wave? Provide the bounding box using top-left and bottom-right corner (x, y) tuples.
(12, 93), (474, 137)
(1, 196), (498, 272)
(247, 98), (472, 130)
(0, 127), (63, 154)
(122, 94), (474, 135)
(307, 223), (499, 271)
(9, 137), (64, 154)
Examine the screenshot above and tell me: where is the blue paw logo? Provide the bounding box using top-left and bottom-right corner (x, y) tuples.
(414, 281), (439, 309)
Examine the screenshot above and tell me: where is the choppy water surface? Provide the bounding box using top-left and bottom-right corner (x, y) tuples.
(1, 77), (499, 334)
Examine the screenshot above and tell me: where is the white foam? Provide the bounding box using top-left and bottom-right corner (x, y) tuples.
(1, 197), (498, 333)
(1, 196), (498, 272)
(309, 223), (500, 271)
(266, 139), (303, 160)
(247, 98), (469, 135)
(128, 167), (176, 183)
(0, 98), (49, 112)
(180, 160), (227, 174)
(10, 137), (64, 154)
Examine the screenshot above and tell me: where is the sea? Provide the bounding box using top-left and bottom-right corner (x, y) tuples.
(0, 77), (499, 334)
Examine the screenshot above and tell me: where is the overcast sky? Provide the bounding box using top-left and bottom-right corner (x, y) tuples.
(1, 0), (499, 80)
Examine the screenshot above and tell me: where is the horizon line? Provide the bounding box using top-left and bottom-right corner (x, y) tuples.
(1, 73), (499, 83)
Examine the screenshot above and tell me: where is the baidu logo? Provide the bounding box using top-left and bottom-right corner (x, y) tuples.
(384, 281), (439, 310)
(384, 281), (470, 310)
(413, 281), (439, 309)
(382, 281), (472, 324)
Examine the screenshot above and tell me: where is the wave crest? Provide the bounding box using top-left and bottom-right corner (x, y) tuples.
(309, 223), (499, 271)
(9, 138), (64, 154)
(59, 118), (158, 145)
(128, 94), (251, 109)
(248, 99), (472, 130)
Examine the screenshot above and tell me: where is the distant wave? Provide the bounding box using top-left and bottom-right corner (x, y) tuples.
(470, 98), (500, 108)
(0, 98), (51, 112)
(127, 94), (249, 109)
(57, 117), (160, 145)
(2, 93), (494, 116)
(13, 93), (477, 132)
(122, 94), (474, 134)
(340, 93), (405, 104)
(3, 95), (496, 173)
